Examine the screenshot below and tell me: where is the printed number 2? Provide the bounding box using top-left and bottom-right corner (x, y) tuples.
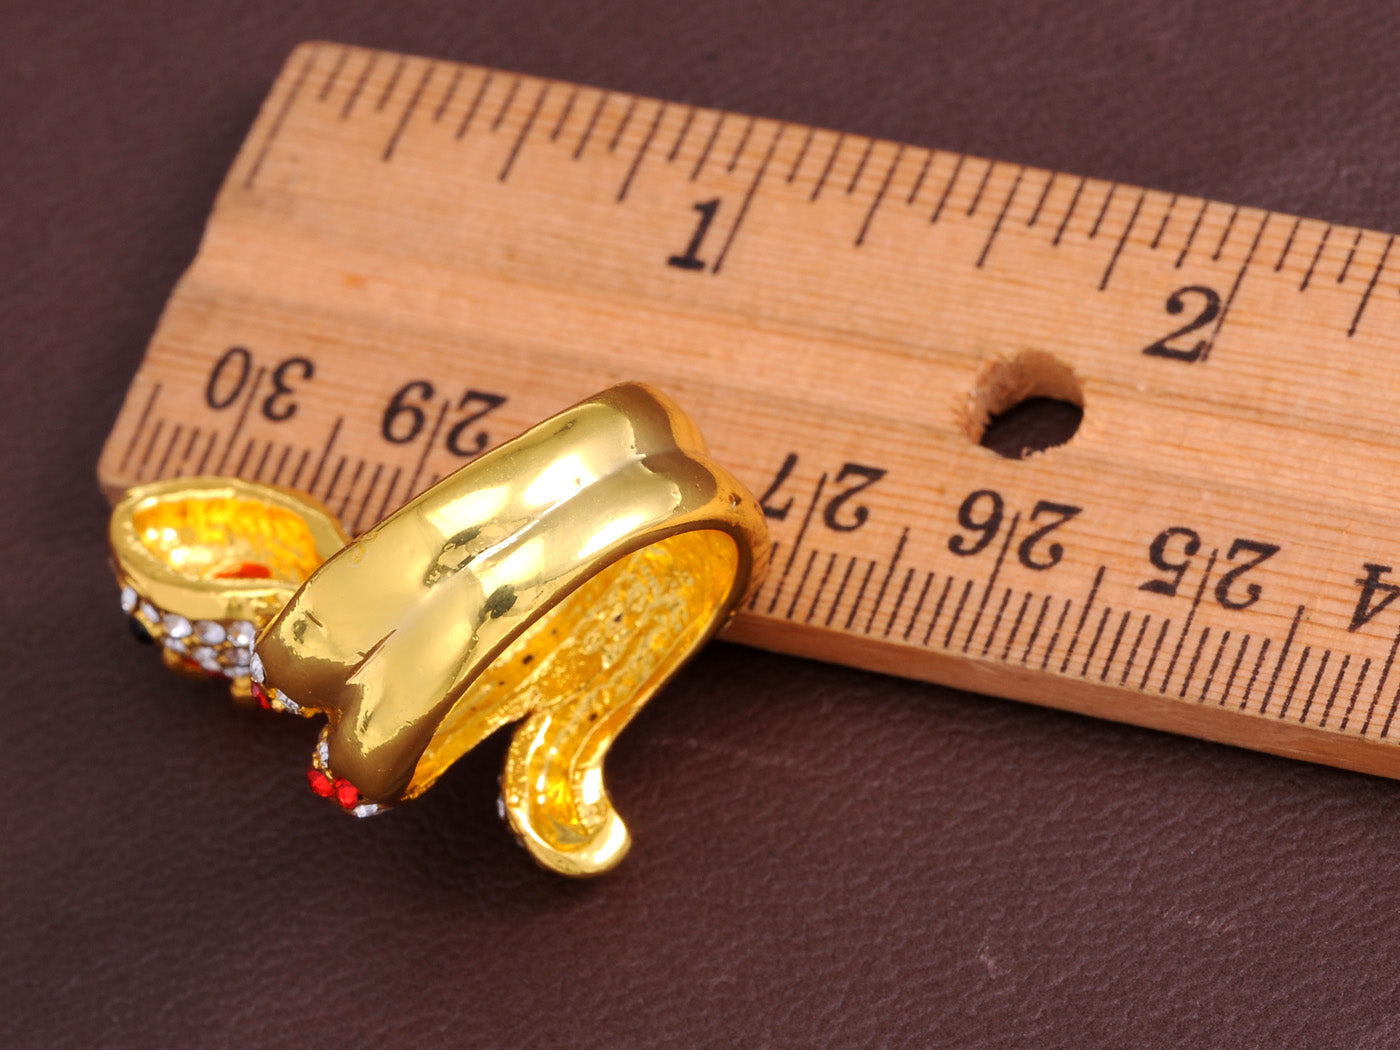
(1142, 285), (1221, 362)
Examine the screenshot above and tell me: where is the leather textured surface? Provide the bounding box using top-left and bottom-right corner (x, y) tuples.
(6, 2), (1400, 1046)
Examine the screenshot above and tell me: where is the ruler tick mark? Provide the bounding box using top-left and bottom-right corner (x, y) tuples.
(1026, 170), (1056, 228)
(1051, 176), (1086, 246)
(1211, 205), (1239, 261)
(689, 110), (725, 180)
(245, 46), (316, 188)
(1301, 225), (1331, 290)
(904, 571), (935, 642)
(1337, 227), (1364, 283)
(787, 549), (821, 622)
(194, 430), (218, 476)
(1161, 550), (1216, 693)
(884, 565), (916, 637)
(825, 555), (859, 628)
(1277, 645), (1311, 720)
(214, 367), (266, 475)
(1150, 192), (1177, 250)
(251, 440), (273, 481)
(1298, 648), (1330, 723)
(965, 159), (994, 217)
(865, 528), (908, 634)
(233, 438), (257, 479)
(1257, 605), (1303, 714)
(1138, 617), (1172, 692)
(375, 55), (407, 111)
(608, 97), (639, 153)
(1198, 628), (1229, 702)
(809, 132), (845, 202)
(1039, 599), (1073, 671)
(177, 425), (201, 473)
(1087, 182), (1117, 239)
(1021, 595), (1052, 666)
(432, 65), (463, 123)
(1201, 211), (1269, 361)
(1319, 653), (1349, 727)
(1218, 633), (1251, 706)
(1002, 591), (1034, 663)
(1175, 199), (1209, 267)
(976, 166), (1025, 268)
(786, 126), (816, 184)
(1348, 233), (1393, 336)
(1100, 610), (1132, 682)
(1179, 626), (1211, 699)
(383, 61), (434, 161)
(340, 50), (377, 120)
(1275, 215), (1302, 271)
(550, 86), (580, 141)
(712, 123), (784, 274)
(767, 471), (827, 615)
(724, 116), (754, 173)
(1340, 657), (1372, 731)
(307, 418), (343, 497)
(1360, 623), (1400, 735)
(923, 576), (955, 647)
(375, 466), (403, 524)
(855, 143), (904, 246)
(805, 552), (838, 623)
(1238, 637), (1272, 711)
(1059, 565), (1105, 673)
(665, 104), (696, 160)
(904, 149), (932, 205)
(843, 560), (878, 631)
(1099, 189), (1146, 290)
(119, 382), (162, 474)
(929, 154), (966, 224)
(352, 463), (385, 533)
(1080, 606), (1113, 677)
(499, 82), (548, 181)
(490, 77), (521, 132)
(846, 137), (875, 194)
(964, 513), (1020, 652)
(1122, 613), (1153, 687)
(269, 442), (292, 484)
(336, 459), (367, 520)
(943, 579), (975, 650)
(617, 102), (666, 201)
(982, 588), (1014, 658)
(155, 423), (183, 480)
(318, 47), (349, 102)
(455, 71), (493, 139)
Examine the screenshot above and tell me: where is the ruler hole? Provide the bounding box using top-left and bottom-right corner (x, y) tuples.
(964, 350), (1082, 460)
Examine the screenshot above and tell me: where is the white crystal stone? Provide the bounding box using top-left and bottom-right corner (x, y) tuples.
(249, 652), (265, 683)
(495, 796), (507, 821)
(164, 637), (186, 655)
(163, 613), (192, 639)
(277, 693), (302, 715)
(139, 601), (160, 624)
(316, 738), (330, 767)
(194, 620), (226, 645)
(228, 621), (257, 649)
(192, 646), (221, 672)
(223, 646), (251, 669)
(351, 802), (383, 819)
(120, 585), (138, 614)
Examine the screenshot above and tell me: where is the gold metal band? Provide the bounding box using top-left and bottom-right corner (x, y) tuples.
(255, 383), (770, 875)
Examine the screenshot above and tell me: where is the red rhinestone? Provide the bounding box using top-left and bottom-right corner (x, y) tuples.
(307, 767), (334, 798)
(333, 778), (360, 810)
(214, 561), (273, 580)
(251, 681), (272, 709)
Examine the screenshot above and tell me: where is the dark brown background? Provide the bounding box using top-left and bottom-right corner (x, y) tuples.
(7, 2), (1400, 1047)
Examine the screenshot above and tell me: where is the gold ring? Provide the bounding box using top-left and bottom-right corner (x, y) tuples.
(109, 476), (349, 708)
(250, 383), (766, 876)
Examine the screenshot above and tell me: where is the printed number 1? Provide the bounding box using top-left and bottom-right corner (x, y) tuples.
(668, 198), (721, 271)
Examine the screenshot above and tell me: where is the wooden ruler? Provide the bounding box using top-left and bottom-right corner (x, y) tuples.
(99, 41), (1400, 779)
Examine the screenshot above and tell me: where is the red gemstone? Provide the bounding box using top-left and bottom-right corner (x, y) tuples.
(333, 778), (360, 810)
(251, 681), (272, 709)
(307, 767), (334, 798)
(214, 561), (273, 580)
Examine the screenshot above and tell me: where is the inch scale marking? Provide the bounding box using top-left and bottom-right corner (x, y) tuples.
(100, 41), (1400, 778)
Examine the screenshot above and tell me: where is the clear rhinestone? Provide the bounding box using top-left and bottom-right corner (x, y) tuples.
(223, 646), (251, 669)
(192, 646), (221, 672)
(120, 585), (138, 614)
(163, 614), (192, 639)
(495, 796), (507, 821)
(228, 621), (256, 648)
(164, 637), (186, 655)
(277, 693), (302, 716)
(249, 652), (265, 683)
(194, 620), (225, 645)
(139, 601), (160, 624)
(316, 738), (330, 767)
(351, 802), (383, 819)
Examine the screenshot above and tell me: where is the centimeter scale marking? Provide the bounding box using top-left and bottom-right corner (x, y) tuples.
(98, 42), (1400, 779)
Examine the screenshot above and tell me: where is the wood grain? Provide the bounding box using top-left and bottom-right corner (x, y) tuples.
(99, 42), (1400, 778)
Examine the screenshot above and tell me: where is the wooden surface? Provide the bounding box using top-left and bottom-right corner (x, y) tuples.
(99, 41), (1400, 778)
